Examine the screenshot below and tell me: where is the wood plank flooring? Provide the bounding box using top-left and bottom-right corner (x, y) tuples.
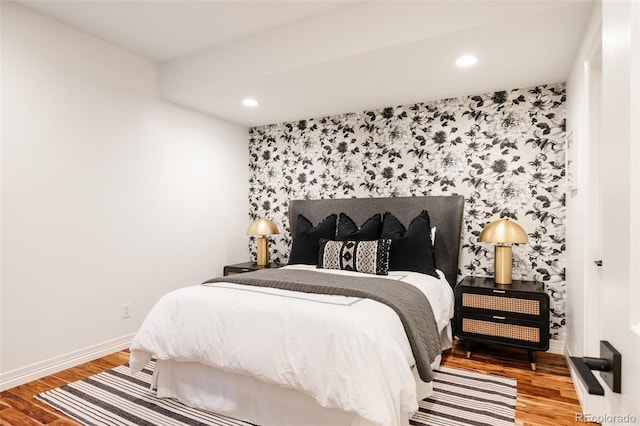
(441, 340), (596, 426)
(1, 340), (595, 425)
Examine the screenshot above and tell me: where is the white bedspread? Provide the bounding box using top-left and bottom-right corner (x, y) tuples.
(129, 265), (454, 426)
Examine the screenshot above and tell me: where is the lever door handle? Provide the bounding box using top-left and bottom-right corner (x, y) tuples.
(594, 260), (603, 267)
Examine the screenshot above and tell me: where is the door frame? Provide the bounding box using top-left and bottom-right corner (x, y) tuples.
(568, 25), (605, 416)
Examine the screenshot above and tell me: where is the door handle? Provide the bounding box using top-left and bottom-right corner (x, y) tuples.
(594, 260), (603, 267)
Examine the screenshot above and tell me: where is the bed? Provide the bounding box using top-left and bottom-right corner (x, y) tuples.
(129, 195), (464, 426)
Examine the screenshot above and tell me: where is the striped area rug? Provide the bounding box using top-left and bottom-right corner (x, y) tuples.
(412, 366), (516, 426)
(36, 361), (516, 426)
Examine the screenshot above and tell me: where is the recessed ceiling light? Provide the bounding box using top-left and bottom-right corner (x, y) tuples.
(455, 55), (478, 68)
(242, 99), (259, 107)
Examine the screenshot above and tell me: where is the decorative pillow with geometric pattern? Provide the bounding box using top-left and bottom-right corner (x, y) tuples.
(317, 239), (391, 276)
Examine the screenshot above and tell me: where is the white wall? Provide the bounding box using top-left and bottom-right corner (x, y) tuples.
(0, 2), (249, 390)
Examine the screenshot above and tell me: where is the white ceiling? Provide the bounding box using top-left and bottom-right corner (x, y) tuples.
(15, 0), (595, 127)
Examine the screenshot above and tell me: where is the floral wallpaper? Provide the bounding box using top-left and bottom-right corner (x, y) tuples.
(248, 83), (567, 340)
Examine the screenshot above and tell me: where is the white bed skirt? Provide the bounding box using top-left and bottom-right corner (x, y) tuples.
(151, 354), (441, 426)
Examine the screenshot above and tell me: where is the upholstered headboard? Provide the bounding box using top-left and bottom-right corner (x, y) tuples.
(288, 196), (465, 288)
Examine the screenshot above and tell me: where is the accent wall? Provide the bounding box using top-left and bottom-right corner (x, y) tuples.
(248, 83), (567, 340)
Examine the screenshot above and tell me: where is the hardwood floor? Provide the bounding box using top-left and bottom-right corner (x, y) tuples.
(0, 340), (595, 425)
(0, 351), (130, 426)
(441, 340), (596, 426)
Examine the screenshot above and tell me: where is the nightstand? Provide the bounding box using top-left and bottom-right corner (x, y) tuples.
(454, 276), (550, 370)
(223, 261), (280, 276)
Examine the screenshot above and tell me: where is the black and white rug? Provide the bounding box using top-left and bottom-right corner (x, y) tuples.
(36, 361), (516, 426)
(413, 366), (516, 426)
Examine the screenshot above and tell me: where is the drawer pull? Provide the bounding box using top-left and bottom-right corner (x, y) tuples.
(492, 290), (506, 294)
(493, 315), (506, 320)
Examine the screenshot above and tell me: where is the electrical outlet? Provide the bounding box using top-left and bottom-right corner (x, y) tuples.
(122, 303), (131, 319)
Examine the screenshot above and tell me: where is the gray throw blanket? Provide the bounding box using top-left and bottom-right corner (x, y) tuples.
(203, 268), (441, 382)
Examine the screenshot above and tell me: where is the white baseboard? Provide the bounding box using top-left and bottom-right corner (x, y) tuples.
(563, 341), (606, 419)
(547, 338), (565, 355)
(0, 333), (135, 392)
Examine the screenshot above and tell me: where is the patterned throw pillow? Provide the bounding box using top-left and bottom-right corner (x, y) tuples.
(318, 239), (391, 275)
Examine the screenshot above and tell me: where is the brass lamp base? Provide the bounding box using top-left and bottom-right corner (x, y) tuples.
(494, 245), (513, 285)
(256, 237), (269, 266)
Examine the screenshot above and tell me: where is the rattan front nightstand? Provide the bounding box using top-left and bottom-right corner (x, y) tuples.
(454, 276), (550, 370)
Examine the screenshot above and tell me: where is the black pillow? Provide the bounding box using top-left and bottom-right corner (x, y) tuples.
(288, 214), (337, 265)
(381, 210), (437, 277)
(336, 213), (382, 241)
(318, 239), (391, 275)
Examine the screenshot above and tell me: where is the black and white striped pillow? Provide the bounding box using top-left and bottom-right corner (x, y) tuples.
(318, 239), (391, 276)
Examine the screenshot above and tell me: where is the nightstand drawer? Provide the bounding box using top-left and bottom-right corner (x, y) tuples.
(461, 292), (541, 315)
(455, 286), (549, 322)
(456, 314), (550, 351)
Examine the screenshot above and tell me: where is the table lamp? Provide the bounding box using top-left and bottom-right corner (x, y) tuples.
(479, 219), (528, 285)
(247, 218), (279, 266)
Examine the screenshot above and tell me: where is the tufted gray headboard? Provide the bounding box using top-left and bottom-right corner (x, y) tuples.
(289, 195), (465, 288)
